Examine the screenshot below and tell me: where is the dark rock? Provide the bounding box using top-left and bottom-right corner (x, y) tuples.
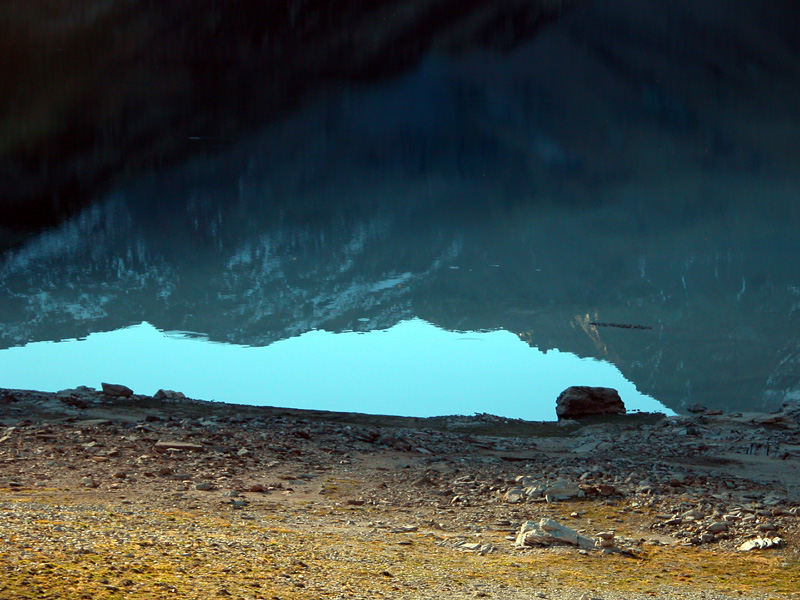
(687, 403), (708, 413)
(101, 383), (133, 397)
(555, 386), (625, 420)
(58, 396), (88, 409)
(154, 389), (187, 400)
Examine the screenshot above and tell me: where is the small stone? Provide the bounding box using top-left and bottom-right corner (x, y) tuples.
(459, 542), (482, 551)
(681, 509), (704, 521)
(544, 479), (584, 502)
(195, 482), (213, 491)
(706, 522), (728, 533)
(594, 484), (620, 497)
(412, 476), (436, 486)
(596, 531), (615, 547)
(504, 488), (525, 503)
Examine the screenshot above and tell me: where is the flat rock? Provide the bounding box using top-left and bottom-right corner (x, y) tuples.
(544, 479), (585, 502)
(154, 440), (204, 452)
(75, 419), (112, 427)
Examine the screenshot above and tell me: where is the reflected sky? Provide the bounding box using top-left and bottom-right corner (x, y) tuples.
(0, 319), (672, 420)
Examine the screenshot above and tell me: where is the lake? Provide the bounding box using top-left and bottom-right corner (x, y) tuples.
(1, 0), (799, 418)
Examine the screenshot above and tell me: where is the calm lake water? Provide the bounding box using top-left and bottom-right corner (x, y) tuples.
(1, 1), (800, 418)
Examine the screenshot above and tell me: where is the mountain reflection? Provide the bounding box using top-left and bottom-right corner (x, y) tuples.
(0, 0), (575, 233)
(2, 0), (800, 414)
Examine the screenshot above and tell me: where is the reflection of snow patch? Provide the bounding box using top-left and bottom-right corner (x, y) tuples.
(736, 277), (746, 301)
(370, 272), (412, 292)
(1, 202), (116, 274)
(27, 292), (110, 321)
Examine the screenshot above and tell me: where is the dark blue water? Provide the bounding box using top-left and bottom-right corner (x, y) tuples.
(2, 0), (800, 417)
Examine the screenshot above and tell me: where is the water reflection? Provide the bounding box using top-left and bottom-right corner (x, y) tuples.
(1, 1), (800, 416)
(0, 0), (574, 232)
(0, 320), (671, 420)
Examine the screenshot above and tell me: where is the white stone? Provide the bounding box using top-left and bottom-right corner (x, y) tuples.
(738, 537), (783, 551)
(515, 518), (594, 549)
(504, 488), (525, 503)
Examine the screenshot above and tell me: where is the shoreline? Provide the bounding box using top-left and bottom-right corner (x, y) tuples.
(1, 386), (799, 599)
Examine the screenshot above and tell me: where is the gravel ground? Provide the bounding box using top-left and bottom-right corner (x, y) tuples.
(1, 386), (799, 599)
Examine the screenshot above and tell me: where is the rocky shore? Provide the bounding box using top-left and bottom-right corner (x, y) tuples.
(1, 385), (799, 599)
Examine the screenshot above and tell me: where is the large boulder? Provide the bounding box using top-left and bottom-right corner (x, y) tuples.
(556, 386), (625, 420)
